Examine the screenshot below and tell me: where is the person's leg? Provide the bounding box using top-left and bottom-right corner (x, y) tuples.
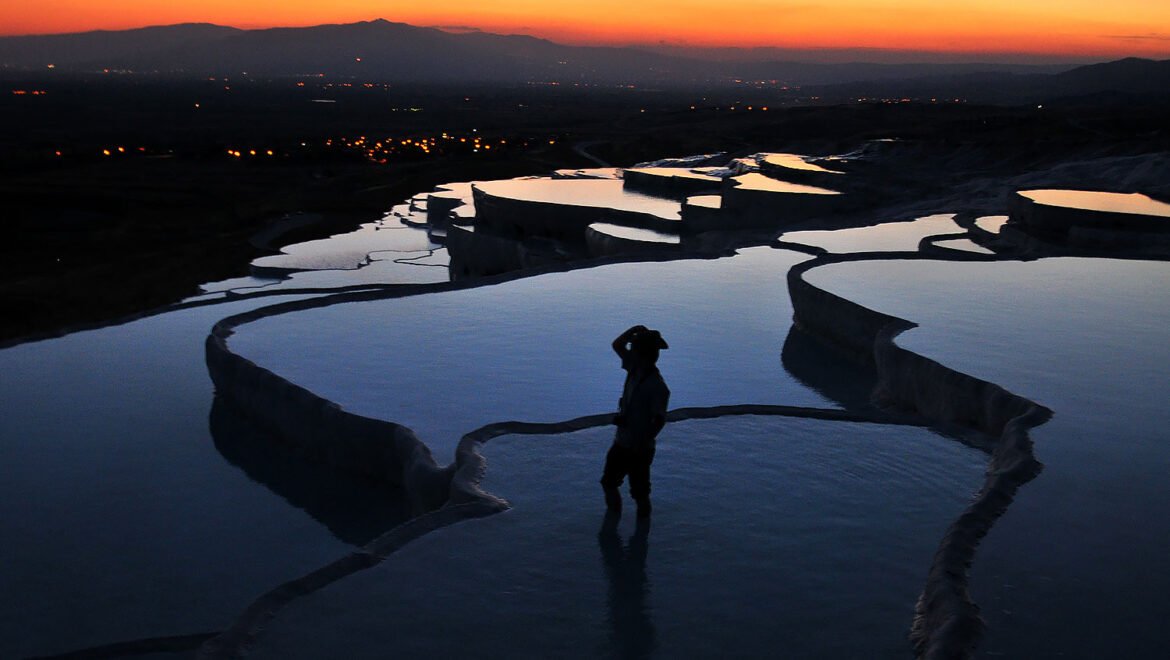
(600, 444), (630, 512)
(628, 447), (655, 518)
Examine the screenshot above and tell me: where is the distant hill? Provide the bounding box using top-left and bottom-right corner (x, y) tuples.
(0, 19), (700, 85)
(0, 19), (1165, 100)
(0, 23), (243, 69)
(808, 57), (1170, 104)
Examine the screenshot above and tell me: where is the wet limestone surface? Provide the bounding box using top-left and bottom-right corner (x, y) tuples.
(251, 416), (985, 659)
(805, 257), (1170, 658)
(0, 297), (408, 659)
(231, 248), (832, 460)
(252, 220), (440, 272)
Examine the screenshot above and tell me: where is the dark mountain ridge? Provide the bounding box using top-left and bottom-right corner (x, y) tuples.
(1, 19), (1165, 98)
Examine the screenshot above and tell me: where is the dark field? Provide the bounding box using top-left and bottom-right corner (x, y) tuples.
(3, 72), (1169, 344)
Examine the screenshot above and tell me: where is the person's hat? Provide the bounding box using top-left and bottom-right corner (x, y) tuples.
(632, 328), (669, 350)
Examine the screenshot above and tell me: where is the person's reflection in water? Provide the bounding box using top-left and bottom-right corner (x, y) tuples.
(598, 512), (656, 659)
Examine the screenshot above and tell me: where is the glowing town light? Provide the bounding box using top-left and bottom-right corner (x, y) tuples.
(249, 149), (257, 156)
(102, 149), (111, 156)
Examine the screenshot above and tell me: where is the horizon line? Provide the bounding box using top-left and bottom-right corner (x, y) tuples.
(0, 18), (1159, 65)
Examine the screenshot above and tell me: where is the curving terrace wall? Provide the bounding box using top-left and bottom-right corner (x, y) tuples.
(621, 168), (722, 198)
(584, 225), (680, 258)
(1008, 191), (1170, 240)
(205, 304), (458, 514)
(472, 186), (679, 243)
(788, 254), (1051, 660)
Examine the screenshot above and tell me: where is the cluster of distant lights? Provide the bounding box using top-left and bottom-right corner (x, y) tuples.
(223, 132), (558, 164)
(43, 133), (559, 163)
(853, 97), (969, 104)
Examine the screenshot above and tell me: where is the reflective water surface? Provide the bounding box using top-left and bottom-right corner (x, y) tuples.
(0, 296), (405, 658)
(474, 178), (682, 220)
(251, 416), (984, 659)
(781, 214), (960, 253)
(763, 153), (845, 174)
(730, 173), (841, 195)
(1020, 189), (1170, 217)
(806, 257), (1170, 658)
(232, 248), (829, 458)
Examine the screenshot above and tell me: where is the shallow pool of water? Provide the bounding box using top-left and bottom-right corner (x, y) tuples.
(474, 178), (682, 220)
(251, 415), (985, 659)
(805, 256), (1170, 657)
(0, 296), (411, 658)
(781, 214), (961, 253)
(231, 248), (831, 459)
(932, 238), (993, 254)
(1020, 189), (1170, 217)
(763, 153), (845, 175)
(731, 173), (841, 195)
(252, 222), (439, 273)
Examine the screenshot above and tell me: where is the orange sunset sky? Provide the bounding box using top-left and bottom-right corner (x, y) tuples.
(2, 1), (1169, 59)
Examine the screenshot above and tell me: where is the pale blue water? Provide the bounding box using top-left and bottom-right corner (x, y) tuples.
(252, 416), (985, 659)
(0, 297), (411, 658)
(806, 257), (1170, 658)
(7, 163), (1166, 660)
(252, 222), (439, 272)
(231, 248), (832, 459)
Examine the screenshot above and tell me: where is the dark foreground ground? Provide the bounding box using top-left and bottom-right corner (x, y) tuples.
(3, 73), (1169, 344)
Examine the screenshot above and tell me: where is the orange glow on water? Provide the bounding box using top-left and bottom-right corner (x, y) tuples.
(1, 1), (1168, 58)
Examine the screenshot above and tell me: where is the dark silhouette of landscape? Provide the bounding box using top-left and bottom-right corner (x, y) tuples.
(4, 20), (1168, 91)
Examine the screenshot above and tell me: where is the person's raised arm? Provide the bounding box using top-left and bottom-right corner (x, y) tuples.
(612, 324), (648, 359)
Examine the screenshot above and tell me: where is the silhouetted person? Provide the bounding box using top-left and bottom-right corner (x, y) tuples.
(601, 325), (670, 518)
(599, 512), (656, 658)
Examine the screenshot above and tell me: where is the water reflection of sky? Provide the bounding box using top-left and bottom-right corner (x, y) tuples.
(1021, 189), (1170, 217)
(250, 417), (984, 660)
(763, 153), (845, 175)
(731, 173), (840, 195)
(806, 257), (1170, 658)
(475, 178), (682, 220)
(232, 248), (830, 458)
(0, 296), (368, 658)
(781, 214), (960, 253)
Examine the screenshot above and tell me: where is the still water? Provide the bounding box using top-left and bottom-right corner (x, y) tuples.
(0, 296), (411, 658)
(474, 178), (682, 220)
(231, 248), (832, 459)
(806, 257), (1170, 658)
(252, 417), (985, 659)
